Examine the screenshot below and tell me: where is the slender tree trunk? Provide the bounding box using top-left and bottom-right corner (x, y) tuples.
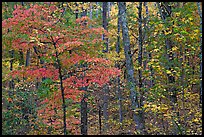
(98, 105), (102, 134)
(81, 89), (88, 135)
(101, 2), (110, 134)
(137, 2), (146, 134)
(19, 50), (24, 66)
(53, 42), (67, 135)
(80, 9), (88, 135)
(197, 2), (202, 105)
(75, 2), (79, 19)
(18, 49), (24, 84)
(118, 2), (143, 134)
(116, 6), (123, 132)
(25, 49), (30, 67)
(180, 43), (185, 109)
(103, 85), (109, 134)
(8, 50), (14, 104)
(102, 2), (108, 52)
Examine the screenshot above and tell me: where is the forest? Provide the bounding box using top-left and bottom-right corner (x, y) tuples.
(2, 2), (202, 135)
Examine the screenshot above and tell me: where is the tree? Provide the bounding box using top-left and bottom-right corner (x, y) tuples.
(102, 2), (108, 52)
(3, 3), (120, 135)
(197, 2), (202, 105)
(118, 2), (144, 134)
(137, 2), (146, 134)
(116, 3), (123, 132)
(2, 2), (202, 135)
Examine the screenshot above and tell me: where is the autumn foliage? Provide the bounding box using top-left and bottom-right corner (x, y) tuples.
(2, 2), (202, 135)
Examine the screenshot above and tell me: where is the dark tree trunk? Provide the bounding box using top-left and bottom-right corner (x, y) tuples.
(102, 2), (108, 52)
(53, 42), (67, 135)
(80, 9), (88, 135)
(9, 50), (14, 102)
(25, 49), (30, 67)
(19, 50), (24, 66)
(103, 85), (109, 133)
(137, 2), (146, 134)
(81, 92), (88, 135)
(75, 2), (79, 19)
(98, 105), (102, 134)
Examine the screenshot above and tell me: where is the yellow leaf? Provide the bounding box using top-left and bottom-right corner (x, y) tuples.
(166, 70), (171, 74)
(189, 17), (193, 21)
(172, 47), (178, 51)
(193, 118), (199, 123)
(144, 103), (147, 108)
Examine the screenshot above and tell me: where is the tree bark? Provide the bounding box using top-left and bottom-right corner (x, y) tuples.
(25, 49), (30, 67)
(102, 2), (108, 52)
(197, 2), (202, 105)
(116, 5), (123, 132)
(81, 88), (88, 135)
(98, 105), (102, 134)
(8, 50), (14, 105)
(137, 2), (146, 134)
(53, 42), (67, 135)
(80, 10), (88, 135)
(103, 85), (109, 134)
(19, 50), (24, 66)
(75, 2), (79, 19)
(118, 2), (143, 134)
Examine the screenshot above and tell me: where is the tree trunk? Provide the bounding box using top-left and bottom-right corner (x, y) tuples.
(118, 2), (143, 134)
(103, 85), (109, 134)
(116, 6), (123, 132)
(137, 2), (146, 134)
(25, 49), (30, 67)
(197, 2), (202, 105)
(102, 2), (108, 52)
(80, 9), (88, 135)
(98, 105), (102, 134)
(81, 90), (88, 135)
(19, 50), (24, 66)
(8, 50), (14, 107)
(53, 42), (67, 135)
(75, 2), (79, 19)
